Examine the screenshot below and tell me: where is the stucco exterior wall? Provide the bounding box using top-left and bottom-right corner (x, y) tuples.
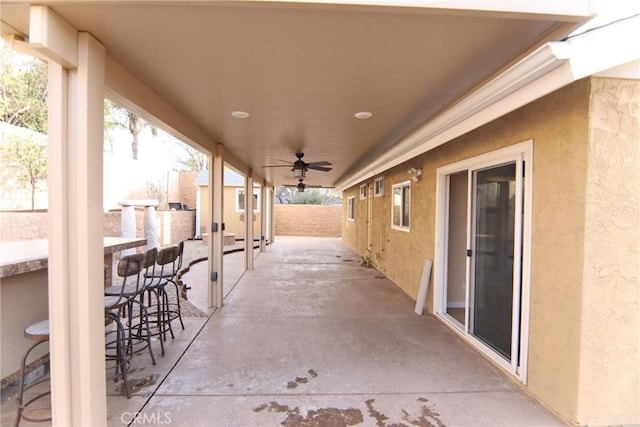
(275, 204), (341, 237)
(1, 269), (49, 381)
(576, 78), (640, 425)
(341, 78), (627, 424)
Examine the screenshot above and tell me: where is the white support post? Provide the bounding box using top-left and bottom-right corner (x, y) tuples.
(209, 146), (224, 309)
(47, 59), (73, 427)
(245, 173), (254, 270)
(46, 28), (107, 426)
(270, 186), (276, 244)
(260, 183), (267, 252)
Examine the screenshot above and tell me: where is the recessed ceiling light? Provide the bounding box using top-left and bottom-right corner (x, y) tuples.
(231, 111), (250, 119)
(354, 111), (373, 119)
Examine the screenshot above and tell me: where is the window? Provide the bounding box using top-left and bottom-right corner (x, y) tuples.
(235, 188), (260, 212)
(347, 196), (355, 221)
(391, 181), (411, 230)
(359, 184), (367, 200)
(374, 176), (384, 197)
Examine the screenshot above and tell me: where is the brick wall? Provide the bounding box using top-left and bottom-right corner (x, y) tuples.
(275, 204), (342, 237)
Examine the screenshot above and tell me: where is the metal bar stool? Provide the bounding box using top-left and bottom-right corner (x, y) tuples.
(143, 245), (180, 356)
(104, 253), (145, 398)
(105, 248), (157, 365)
(14, 319), (51, 427)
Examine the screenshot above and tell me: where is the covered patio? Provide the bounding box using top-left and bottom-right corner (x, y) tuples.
(2, 237), (562, 426)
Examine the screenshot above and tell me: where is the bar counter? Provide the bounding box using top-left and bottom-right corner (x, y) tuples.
(0, 237), (147, 278)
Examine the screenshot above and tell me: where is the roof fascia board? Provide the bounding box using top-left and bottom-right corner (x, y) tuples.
(105, 56), (267, 186)
(335, 42), (572, 190)
(568, 15), (640, 80)
(202, 0), (593, 20)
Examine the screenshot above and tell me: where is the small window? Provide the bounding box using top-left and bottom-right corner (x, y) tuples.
(347, 196), (355, 221)
(391, 181), (411, 231)
(235, 188), (260, 213)
(374, 176), (384, 197)
(359, 184), (367, 200)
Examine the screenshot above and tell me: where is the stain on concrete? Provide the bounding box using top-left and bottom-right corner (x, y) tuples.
(116, 374), (159, 395)
(399, 398), (446, 427)
(365, 398), (445, 427)
(255, 401), (363, 427)
(365, 399), (390, 427)
(287, 369), (317, 389)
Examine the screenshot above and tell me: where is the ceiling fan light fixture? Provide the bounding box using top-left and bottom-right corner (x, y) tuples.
(293, 167), (306, 178)
(354, 111), (373, 119)
(231, 110), (250, 119)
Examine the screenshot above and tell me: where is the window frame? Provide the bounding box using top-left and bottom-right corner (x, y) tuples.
(347, 196), (355, 221)
(374, 176), (384, 197)
(235, 188), (261, 213)
(359, 183), (367, 200)
(391, 180), (411, 231)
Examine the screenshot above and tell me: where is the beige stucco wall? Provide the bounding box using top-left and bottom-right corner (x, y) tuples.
(576, 78), (640, 425)
(342, 78), (640, 425)
(197, 185), (263, 239)
(1, 269), (49, 380)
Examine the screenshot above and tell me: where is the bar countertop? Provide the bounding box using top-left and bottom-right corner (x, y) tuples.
(0, 237), (147, 279)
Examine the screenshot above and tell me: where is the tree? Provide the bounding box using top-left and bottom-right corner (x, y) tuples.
(275, 187), (341, 204)
(0, 133), (47, 210)
(174, 142), (208, 172)
(104, 99), (156, 160)
(0, 47), (48, 133)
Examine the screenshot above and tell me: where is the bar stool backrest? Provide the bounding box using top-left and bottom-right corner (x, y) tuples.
(118, 253), (145, 292)
(109, 253), (145, 307)
(155, 245), (180, 281)
(142, 247), (158, 288)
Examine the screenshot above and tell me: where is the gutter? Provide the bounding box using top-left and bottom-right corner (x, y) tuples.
(334, 14), (640, 192)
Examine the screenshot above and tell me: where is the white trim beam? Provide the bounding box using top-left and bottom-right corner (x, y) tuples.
(29, 6), (77, 69)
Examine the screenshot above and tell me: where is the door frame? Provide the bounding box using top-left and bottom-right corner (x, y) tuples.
(433, 140), (533, 383)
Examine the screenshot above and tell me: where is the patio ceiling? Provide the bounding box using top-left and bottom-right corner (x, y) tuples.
(0, 1), (591, 188)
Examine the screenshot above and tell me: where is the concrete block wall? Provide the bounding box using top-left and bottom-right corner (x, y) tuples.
(0, 211), (48, 241)
(275, 204), (342, 237)
(4, 209), (195, 246)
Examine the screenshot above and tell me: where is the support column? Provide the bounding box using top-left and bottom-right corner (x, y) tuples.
(143, 202), (159, 249)
(270, 185), (276, 244)
(46, 29), (107, 426)
(209, 145), (224, 309)
(260, 183), (267, 252)
(119, 203), (135, 255)
(245, 172), (254, 270)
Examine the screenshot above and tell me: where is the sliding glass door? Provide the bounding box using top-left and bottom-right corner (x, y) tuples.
(436, 142), (531, 380)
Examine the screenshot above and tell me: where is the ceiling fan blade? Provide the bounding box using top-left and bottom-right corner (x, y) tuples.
(307, 165), (333, 172)
(263, 164), (294, 168)
(306, 161), (332, 167)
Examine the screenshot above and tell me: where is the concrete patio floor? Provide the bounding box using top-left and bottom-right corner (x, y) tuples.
(2, 237), (564, 427)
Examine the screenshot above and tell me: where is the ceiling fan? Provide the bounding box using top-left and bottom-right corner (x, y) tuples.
(283, 178), (322, 193)
(263, 152), (332, 177)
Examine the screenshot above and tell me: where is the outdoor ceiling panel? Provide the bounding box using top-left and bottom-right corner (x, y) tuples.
(0, 1), (591, 187)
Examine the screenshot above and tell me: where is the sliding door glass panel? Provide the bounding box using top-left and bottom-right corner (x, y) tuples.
(472, 163), (516, 360)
